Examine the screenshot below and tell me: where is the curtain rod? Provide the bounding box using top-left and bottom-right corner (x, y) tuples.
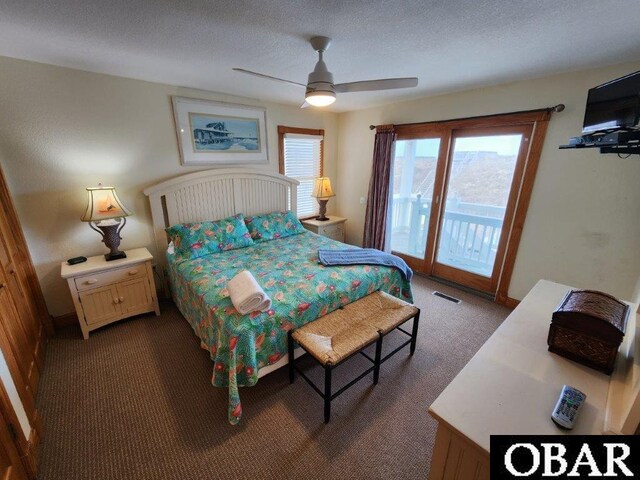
(368, 104), (565, 130)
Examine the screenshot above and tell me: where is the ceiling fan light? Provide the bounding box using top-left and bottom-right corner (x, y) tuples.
(305, 91), (336, 107)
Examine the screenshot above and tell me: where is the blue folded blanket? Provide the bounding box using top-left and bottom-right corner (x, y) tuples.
(318, 248), (413, 281)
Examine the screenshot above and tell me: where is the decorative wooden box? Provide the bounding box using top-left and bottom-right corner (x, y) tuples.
(548, 289), (630, 374)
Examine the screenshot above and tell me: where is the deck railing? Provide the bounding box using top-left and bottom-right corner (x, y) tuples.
(391, 195), (506, 276)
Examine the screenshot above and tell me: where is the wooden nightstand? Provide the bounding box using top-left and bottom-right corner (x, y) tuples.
(61, 248), (160, 339)
(302, 216), (347, 243)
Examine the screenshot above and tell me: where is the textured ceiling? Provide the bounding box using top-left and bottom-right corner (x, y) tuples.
(1, 0), (640, 111)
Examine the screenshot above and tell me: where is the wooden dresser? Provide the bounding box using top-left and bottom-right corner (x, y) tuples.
(427, 280), (639, 479)
(0, 162), (52, 478)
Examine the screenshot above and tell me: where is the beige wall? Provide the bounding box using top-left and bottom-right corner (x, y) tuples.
(0, 56), (339, 316)
(336, 61), (640, 302)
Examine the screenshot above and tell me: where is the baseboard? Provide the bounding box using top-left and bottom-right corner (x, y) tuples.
(498, 296), (521, 309)
(52, 312), (78, 329)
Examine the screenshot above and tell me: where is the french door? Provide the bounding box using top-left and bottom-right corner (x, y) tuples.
(388, 111), (549, 299)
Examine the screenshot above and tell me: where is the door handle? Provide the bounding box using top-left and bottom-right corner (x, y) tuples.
(113, 298), (119, 304)
(119, 297), (125, 303)
(0, 282), (5, 289)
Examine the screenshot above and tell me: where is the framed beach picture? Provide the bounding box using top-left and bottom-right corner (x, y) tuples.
(171, 96), (269, 165)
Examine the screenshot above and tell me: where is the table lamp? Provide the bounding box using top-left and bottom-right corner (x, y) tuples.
(81, 185), (132, 261)
(311, 177), (335, 221)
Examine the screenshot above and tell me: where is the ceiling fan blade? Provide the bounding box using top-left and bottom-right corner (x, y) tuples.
(300, 101), (310, 109)
(232, 68), (306, 88)
(334, 77), (418, 93)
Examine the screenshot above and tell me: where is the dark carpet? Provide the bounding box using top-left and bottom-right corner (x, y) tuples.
(36, 276), (510, 480)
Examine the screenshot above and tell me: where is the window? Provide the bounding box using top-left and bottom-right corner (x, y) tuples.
(278, 126), (324, 218)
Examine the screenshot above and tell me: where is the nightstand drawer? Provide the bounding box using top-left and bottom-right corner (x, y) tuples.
(74, 264), (147, 291)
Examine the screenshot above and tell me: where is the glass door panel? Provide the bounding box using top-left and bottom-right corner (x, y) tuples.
(435, 134), (523, 277)
(389, 138), (441, 259)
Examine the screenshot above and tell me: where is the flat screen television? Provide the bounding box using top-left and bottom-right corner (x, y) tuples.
(582, 71), (640, 134)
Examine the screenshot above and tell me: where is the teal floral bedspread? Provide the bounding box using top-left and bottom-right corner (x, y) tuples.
(167, 231), (413, 424)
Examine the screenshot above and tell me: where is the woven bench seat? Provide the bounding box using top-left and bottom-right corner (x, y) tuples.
(289, 291), (420, 423)
(292, 291), (419, 366)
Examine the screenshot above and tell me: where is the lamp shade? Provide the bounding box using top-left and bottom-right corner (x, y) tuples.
(305, 90), (336, 107)
(81, 186), (132, 222)
(311, 177), (335, 199)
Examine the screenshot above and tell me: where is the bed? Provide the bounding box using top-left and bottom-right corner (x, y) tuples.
(144, 169), (412, 424)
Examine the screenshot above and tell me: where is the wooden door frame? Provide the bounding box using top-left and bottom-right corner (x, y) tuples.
(0, 370), (38, 478)
(494, 118), (550, 304)
(0, 290), (40, 478)
(391, 110), (551, 303)
(431, 123), (534, 293)
(0, 167), (52, 337)
(0, 284), (38, 422)
(0, 398), (29, 480)
(0, 164), (46, 478)
(391, 125), (450, 274)
(0, 325), (37, 423)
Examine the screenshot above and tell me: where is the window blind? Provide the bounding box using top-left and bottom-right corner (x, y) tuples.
(283, 133), (323, 218)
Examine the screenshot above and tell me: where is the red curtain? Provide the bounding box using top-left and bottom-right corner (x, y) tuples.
(363, 126), (396, 250)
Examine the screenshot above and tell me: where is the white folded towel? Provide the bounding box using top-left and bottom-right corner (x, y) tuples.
(227, 270), (272, 315)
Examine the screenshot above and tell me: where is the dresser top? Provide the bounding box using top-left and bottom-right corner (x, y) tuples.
(301, 216), (346, 227)
(428, 279), (639, 451)
(60, 247), (153, 278)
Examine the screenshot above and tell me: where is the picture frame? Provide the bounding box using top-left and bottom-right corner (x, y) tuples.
(171, 96), (269, 166)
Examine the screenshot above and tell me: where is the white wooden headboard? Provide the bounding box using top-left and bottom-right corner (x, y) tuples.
(143, 168), (298, 284)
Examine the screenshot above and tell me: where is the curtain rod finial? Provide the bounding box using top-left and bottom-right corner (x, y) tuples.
(369, 125), (376, 130)
(553, 104), (565, 113)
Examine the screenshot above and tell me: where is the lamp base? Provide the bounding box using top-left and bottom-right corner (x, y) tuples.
(316, 198), (330, 221)
(104, 251), (127, 262)
(89, 219), (127, 261)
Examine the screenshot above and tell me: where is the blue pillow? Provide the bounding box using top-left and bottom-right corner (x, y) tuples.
(244, 211), (306, 243)
(165, 214), (254, 261)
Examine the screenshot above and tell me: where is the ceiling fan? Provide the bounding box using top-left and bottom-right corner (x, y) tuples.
(233, 36), (419, 107)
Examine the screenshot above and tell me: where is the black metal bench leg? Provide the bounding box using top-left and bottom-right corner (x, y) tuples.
(288, 330), (295, 384)
(410, 310), (420, 355)
(373, 333), (383, 385)
(324, 366), (332, 423)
